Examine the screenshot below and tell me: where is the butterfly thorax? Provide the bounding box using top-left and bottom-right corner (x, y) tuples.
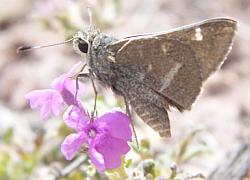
(89, 33), (118, 87)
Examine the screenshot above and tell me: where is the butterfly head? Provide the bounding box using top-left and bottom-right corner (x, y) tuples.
(73, 26), (101, 55)
(73, 30), (89, 55)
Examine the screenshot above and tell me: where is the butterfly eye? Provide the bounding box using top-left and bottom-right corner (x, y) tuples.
(78, 41), (88, 53)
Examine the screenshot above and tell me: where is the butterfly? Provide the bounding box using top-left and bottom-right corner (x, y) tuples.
(19, 17), (237, 137)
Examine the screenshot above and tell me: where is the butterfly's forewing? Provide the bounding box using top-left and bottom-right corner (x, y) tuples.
(108, 18), (237, 110)
(114, 38), (203, 110)
(159, 18), (237, 81)
(106, 18), (237, 137)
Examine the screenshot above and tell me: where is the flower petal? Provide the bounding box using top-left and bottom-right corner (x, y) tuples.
(51, 74), (84, 105)
(60, 85), (75, 105)
(51, 75), (67, 92)
(26, 89), (56, 108)
(61, 132), (87, 160)
(95, 111), (132, 141)
(51, 95), (64, 115)
(63, 103), (89, 131)
(89, 140), (105, 171)
(25, 89), (63, 121)
(51, 75), (75, 105)
(94, 134), (130, 170)
(64, 77), (84, 97)
(39, 101), (51, 120)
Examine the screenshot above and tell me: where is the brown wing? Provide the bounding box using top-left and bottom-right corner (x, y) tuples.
(125, 82), (172, 137)
(159, 18), (237, 81)
(107, 18), (237, 110)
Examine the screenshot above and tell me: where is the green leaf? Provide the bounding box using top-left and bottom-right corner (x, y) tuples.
(125, 159), (132, 168)
(3, 128), (13, 144)
(142, 159), (156, 178)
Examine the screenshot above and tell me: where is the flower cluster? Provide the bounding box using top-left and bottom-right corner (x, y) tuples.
(25, 62), (132, 171)
(25, 62), (84, 121)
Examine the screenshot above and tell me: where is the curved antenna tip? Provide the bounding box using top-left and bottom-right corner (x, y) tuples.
(16, 46), (32, 53)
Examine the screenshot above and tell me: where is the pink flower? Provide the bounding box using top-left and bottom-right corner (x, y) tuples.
(61, 104), (132, 171)
(25, 89), (64, 120)
(25, 62), (84, 121)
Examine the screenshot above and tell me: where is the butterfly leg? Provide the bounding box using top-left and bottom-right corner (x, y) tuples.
(69, 72), (89, 117)
(76, 70), (98, 119)
(67, 64), (88, 115)
(73, 64), (87, 105)
(89, 74), (98, 119)
(124, 97), (139, 149)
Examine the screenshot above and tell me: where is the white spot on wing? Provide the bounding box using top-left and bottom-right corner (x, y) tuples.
(160, 62), (182, 92)
(195, 27), (203, 41)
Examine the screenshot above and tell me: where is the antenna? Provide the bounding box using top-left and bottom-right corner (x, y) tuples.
(87, 7), (93, 27)
(17, 38), (74, 53)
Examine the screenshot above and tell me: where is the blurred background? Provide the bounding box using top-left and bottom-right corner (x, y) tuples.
(0, 0), (250, 179)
